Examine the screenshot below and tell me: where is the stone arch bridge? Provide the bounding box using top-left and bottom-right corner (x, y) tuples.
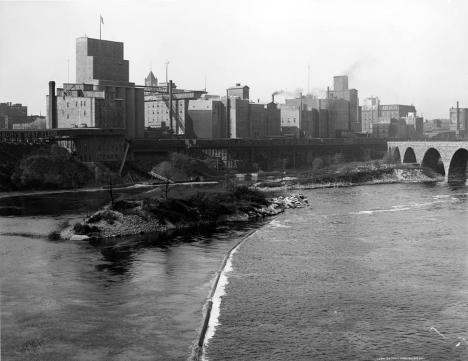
(388, 141), (468, 182)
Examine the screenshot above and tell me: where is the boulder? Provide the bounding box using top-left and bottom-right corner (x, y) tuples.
(70, 235), (90, 241)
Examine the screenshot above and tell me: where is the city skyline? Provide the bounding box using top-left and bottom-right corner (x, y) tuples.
(1, 0), (467, 119)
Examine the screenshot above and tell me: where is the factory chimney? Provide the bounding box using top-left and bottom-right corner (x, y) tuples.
(48, 81), (57, 128)
(226, 89), (230, 138)
(169, 80), (173, 133)
(272, 94), (275, 103)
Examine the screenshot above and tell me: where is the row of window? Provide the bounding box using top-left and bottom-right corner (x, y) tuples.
(64, 111), (86, 119)
(66, 101), (87, 108)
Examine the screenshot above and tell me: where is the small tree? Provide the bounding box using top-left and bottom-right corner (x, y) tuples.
(81, 199), (95, 220)
(382, 151), (395, 164)
(108, 179), (115, 207)
(333, 153), (345, 164)
(312, 158), (323, 171)
(162, 170), (173, 199)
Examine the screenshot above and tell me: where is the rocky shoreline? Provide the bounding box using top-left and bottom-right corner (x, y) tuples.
(63, 192), (309, 241)
(256, 165), (444, 192)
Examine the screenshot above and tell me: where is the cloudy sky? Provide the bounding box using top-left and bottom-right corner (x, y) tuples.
(1, 0), (467, 119)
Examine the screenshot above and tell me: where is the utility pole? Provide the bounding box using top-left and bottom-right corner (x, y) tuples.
(326, 86), (330, 138)
(165, 61), (169, 83)
(100, 15), (104, 40)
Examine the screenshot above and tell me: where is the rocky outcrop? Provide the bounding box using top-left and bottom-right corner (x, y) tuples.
(257, 165), (444, 191)
(63, 194), (309, 240)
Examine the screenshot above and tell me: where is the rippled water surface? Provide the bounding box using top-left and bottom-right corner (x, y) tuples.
(205, 183), (468, 361)
(0, 189), (267, 360)
(1, 183), (467, 361)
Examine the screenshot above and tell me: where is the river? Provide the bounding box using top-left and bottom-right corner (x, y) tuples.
(0, 182), (467, 361)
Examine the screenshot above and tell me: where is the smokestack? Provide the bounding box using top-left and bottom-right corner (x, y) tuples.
(272, 94), (275, 103)
(48, 81), (57, 128)
(226, 89), (230, 138)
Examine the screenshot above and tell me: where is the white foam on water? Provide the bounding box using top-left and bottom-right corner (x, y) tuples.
(351, 197), (457, 215)
(352, 207), (411, 215)
(203, 248), (237, 349)
(268, 220), (290, 228)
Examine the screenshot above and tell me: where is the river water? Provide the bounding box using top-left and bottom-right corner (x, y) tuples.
(205, 183), (468, 361)
(1, 182), (467, 361)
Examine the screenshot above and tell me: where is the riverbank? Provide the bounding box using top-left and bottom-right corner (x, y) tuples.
(62, 186), (308, 240)
(255, 163), (444, 191)
(62, 161), (446, 241)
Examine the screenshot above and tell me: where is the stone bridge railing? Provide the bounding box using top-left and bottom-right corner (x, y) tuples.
(387, 141), (468, 182)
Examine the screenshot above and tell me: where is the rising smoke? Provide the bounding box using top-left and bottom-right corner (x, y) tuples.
(272, 88), (304, 97)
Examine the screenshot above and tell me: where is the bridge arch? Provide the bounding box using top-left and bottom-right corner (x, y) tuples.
(403, 147), (417, 163)
(447, 148), (468, 183)
(387, 141), (468, 182)
(421, 148), (445, 176)
(392, 147), (402, 163)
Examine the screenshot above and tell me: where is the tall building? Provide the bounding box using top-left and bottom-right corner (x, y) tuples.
(361, 96), (380, 133)
(0, 102), (27, 117)
(228, 84), (249, 100)
(224, 97), (250, 138)
(145, 98), (205, 136)
(0, 102), (29, 129)
(280, 105), (314, 138)
(187, 98), (226, 139)
(284, 96), (329, 137)
(379, 104), (416, 119)
(328, 75), (359, 130)
(284, 75), (359, 136)
(144, 72), (206, 136)
(48, 37), (145, 141)
(404, 112), (424, 138)
(76, 38), (130, 84)
(186, 95), (281, 139)
(249, 102), (281, 138)
(449, 106), (468, 132)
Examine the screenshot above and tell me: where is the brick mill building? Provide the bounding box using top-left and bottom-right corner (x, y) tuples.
(46, 37), (145, 161)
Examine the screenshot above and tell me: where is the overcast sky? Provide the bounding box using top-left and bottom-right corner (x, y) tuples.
(1, 0), (467, 119)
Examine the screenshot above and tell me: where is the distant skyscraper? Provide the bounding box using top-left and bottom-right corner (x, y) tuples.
(76, 38), (130, 84)
(228, 84), (250, 100)
(48, 37), (144, 141)
(328, 75), (358, 130)
(361, 96), (380, 133)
